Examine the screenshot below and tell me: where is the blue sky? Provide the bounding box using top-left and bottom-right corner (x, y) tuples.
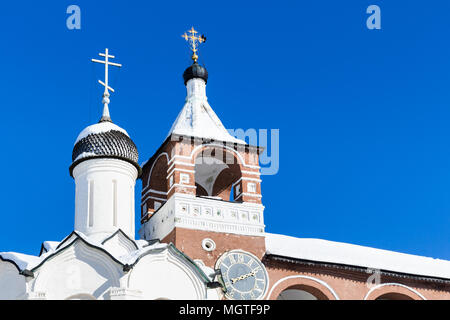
(0, 1), (449, 260)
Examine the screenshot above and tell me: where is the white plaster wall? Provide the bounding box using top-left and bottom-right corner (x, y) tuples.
(186, 78), (206, 100)
(127, 250), (206, 300)
(102, 232), (137, 258)
(73, 158), (138, 239)
(0, 262), (26, 299)
(31, 241), (122, 300)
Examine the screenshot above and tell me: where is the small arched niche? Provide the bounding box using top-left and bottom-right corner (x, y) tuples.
(276, 285), (330, 300)
(375, 293), (414, 300)
(365, 283), (424, 300)
(194, 147), (242, 202)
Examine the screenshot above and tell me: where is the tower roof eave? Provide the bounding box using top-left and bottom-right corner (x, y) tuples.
(167, 99), (247, 146)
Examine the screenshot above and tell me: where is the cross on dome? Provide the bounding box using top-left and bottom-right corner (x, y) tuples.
(181, 27), (206, 63)
(91, 48), (122, 122)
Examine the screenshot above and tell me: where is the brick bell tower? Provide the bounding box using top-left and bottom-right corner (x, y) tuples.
(139, 29), (265, 269)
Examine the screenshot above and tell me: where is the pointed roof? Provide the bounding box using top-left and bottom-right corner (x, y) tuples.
(168, 63), (246, 145)
(168, 98), (246, 145)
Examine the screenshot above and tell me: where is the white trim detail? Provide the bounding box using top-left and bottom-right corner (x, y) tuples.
(232, 177), (262, 188)
(139, 193), (265, 241)
(166, 168), (195, 180)
(180, 173), (190, 184)
(167, 144), (260, 170)
(168, 155), (191, 165)
(247, 183), (257, 193)
(147, 189), (168, 196)
(267, 275), (340, 300)
(235, 192), (263, 200)
(167, 183), (197, 194)
(241, 170), (261, 176)
(141, 188), (168, 202)
(167, 161), (195, 173)
(363, 283), (426, 300)
(142, 195), (167, 203)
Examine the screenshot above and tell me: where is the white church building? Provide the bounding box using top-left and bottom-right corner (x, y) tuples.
(1, 30), (450, 300)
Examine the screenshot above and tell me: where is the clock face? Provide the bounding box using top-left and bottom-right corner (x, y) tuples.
(216, 250), (269, 300)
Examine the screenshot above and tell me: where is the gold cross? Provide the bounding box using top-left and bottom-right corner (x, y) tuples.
(181, 27), (206, 63)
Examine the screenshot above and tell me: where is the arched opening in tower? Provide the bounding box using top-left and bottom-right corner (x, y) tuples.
(194, 147), (242, 202)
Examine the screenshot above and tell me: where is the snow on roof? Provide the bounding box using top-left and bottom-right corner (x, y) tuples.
(168, 98), (246, 145)
(0, 230), (167, 273)
(135, 239), (151, 248)
(0, 252), (41, 271)
(40, 241), (60, 255)
(73, 152), (97, 163)
(265, 233), (450, 280)
(53, 231), (167, 266)
(42, 241), (60, 252)
(75, 122), (129, 145)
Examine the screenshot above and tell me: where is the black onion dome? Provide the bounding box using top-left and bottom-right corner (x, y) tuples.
(183, 62), (208, 85)
(69, 124), (141, 177)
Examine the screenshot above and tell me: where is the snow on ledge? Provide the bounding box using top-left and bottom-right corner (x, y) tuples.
(75, 122), (129, 145)
(265, 233), (450, 280)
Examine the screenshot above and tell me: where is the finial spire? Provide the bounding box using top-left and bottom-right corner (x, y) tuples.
(181, 27), (206, 63)
(91, 48), (122, 122)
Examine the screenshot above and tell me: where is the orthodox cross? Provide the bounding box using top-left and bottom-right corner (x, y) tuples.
(91, 48), (122, 122)
(181, 27), (206, 63)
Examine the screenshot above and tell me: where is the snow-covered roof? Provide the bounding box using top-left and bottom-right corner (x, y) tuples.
(265, 233), (450, 280)
(0, 252), (41, 271)
(0, 230), (165, 273)
(168, 78), (246, 145)
(39, 241), (60, 256)
(75, 122), (129, 145)
(0, 230), (212, 286)
(70, 122), (140, 176)
(168, 101), (246, 145)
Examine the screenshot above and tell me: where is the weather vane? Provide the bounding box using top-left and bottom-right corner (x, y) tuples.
(91, 48), (122, 122)
(181, 27), (206, 63)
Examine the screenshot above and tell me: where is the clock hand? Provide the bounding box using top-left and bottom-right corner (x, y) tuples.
(231, 276), (243, 284)
(231, 270), (258, 284)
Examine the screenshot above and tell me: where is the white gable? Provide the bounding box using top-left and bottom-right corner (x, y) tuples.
(0, 230), (217, 300)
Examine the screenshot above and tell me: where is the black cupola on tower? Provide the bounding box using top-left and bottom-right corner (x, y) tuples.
(183, 62), (208, 85)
